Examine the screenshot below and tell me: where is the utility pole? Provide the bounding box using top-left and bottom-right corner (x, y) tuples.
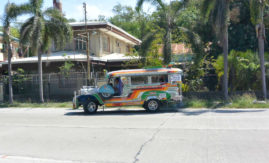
(83, 2), (91, 86)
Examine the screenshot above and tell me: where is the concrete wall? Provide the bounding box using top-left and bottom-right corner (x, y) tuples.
(59, 30), (133, 57)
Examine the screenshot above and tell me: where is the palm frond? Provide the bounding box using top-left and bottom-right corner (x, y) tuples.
(44, 19), (72, 50)
(20, 17), (35, 46)
(170, 1), (185, 21)
(6, 3), (32, 21)
(201, 0), (216, 20)
(30, 0), (43, 13)
(44, 7), (65, 21)
(178, 27), (204, 61)
(136, 0), (147, 11)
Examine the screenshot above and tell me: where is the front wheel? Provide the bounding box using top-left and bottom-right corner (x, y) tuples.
(83, 101), (98, 114)
(144, 99), (160, 112)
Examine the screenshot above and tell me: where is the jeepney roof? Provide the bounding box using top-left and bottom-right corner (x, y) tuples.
(108, 68), (183, 77)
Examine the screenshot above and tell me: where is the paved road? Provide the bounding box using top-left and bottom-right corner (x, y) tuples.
(0, 107), (269, 163)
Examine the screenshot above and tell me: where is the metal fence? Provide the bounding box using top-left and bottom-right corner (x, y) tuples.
(0, 72), (268, 102)
(0, 72), (106, 102)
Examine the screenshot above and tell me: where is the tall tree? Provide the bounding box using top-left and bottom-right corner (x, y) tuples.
(201, 0), (230, 101)
(136, 0), (187, 64)
(3, 2), (14, 104)
(250, 0), (269, 100)
(7, 0), (72, 102)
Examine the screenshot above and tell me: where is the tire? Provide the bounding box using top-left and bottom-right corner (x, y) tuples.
(144, 99), (160, 112)
(83, 101), (98, 114)
(99, 93), (113, 100)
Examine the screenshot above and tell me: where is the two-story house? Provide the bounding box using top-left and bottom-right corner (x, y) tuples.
(0, 21), (141, 74)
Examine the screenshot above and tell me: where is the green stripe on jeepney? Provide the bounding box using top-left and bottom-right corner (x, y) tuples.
(141, 91), (171, 101)
(93, 94), (104, 105)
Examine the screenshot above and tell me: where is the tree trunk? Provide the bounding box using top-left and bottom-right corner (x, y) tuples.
(37, 49), (44, 103)
(223, 26), (229, 101)
(163, 28), (172, 64)
(258, 23), (267, 100)
(6, 27), (13, 104)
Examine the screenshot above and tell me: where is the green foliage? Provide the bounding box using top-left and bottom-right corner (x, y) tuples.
(229, 1), (258, 51)
(11, 68), (30, 93)
(1, 26), (20, 38)
(213, 50), (261, 91)
(10, 27), (20, 38)
(110, 4), (141, 38)
(59, 54), (74, 77)
(181, 83), (190, 92)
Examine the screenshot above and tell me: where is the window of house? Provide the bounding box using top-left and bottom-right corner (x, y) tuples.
(116, 40), (121, 53)
(131, 76), (148, 85)
(102, 35), (110, 52)
(151, 75), (168, 84)
(126, 45), (131, 53)
(75, 37), (86, 51)
(82, 38), (86, 50)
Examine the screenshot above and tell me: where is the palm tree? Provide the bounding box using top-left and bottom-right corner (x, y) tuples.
(249, 0), (268, 100)
(7, 0), (72, 103)
(201, 0), (230, 101)
(3, 2), (14, 104)
(136, 0), (187, 64)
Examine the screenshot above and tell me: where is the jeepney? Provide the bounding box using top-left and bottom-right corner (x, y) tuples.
(73, 66), (183, 114)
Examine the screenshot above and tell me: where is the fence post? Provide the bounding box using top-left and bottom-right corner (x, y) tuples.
(0, 82), (3, 102)
(48, 74), (51, 101)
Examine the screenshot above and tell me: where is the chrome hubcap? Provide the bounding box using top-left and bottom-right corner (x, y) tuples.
(87, 102), (96, 112)
(148, 101), (158, 111)
(102, 93), (111, 98)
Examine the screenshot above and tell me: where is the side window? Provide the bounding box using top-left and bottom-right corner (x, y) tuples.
(151, 75), (168, 84)
(102, 35), (110, 52)
(131, 76), (148, 85)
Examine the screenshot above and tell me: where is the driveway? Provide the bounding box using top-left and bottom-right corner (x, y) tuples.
(0, 107), (269, 163)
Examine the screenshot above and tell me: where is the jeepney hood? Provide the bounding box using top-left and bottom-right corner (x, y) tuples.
(80, 86), (98, 95)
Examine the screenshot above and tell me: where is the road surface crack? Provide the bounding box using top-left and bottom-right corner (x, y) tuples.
(132, 113), (176, 163)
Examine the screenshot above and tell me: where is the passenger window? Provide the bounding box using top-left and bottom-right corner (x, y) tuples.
(151, 75), (168, 84)
(131, 76), (148, 85)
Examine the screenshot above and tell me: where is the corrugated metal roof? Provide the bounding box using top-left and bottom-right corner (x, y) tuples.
(0, 51), (139, 64)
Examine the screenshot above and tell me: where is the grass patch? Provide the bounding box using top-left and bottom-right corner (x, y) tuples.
(183, 94), (269, 109)
(183, 99), (220, 108)
(0, 102), (71, 108)
(227, 94), (269, 108)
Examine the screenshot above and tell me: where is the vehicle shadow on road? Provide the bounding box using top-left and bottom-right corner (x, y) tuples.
(64, 108), (178, 116)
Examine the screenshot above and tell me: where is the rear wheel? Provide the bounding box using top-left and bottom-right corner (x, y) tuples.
(144, 99), (160, 112)
(83, 101), (98, 114)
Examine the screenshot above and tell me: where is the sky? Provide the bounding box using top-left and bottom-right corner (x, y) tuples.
(0, 0), (171, 24)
